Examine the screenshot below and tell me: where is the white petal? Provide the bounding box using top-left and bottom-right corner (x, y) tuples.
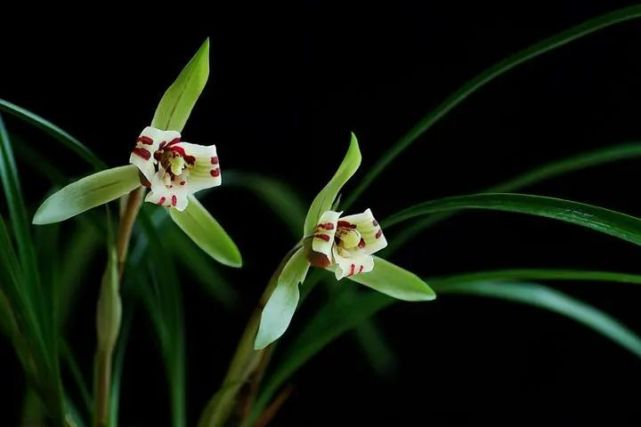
(172, 142), (221, 193)
(129, 127), (180, 182)
(311, 210), (341, 259)
(332, 246), (374, 280)
(144, 173), (190, 211)
(339, 208), (387, 255)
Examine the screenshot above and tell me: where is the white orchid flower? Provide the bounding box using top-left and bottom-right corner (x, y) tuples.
(32, 39), (241, 268)
(309, 209), (387, 279)
(255, 133), (434, 350)
(130, 126), (221, 211)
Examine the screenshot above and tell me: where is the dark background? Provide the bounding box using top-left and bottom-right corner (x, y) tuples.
(2, 1), (641, 425)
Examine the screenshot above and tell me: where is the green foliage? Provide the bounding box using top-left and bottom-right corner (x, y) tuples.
(344, 4), (641, 208)
(384, 193), (641, 247)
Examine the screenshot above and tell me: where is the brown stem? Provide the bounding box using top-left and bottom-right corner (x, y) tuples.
(94, 187), (143, 427)
(198, 245), (300, 427)
(253, 385), (294, 427)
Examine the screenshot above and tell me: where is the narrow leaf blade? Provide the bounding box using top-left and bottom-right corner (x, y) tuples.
(0, 98), (105, 170)
(303, 133), (361, 235)
(347, 256), (435, 301)
(169, 195), (242, 268)
(385, 193), (641, 248)
(345, 5), (641, 207)
(436, 281), (641, 358)
(151, 39), (210, 132)
(33, 165), (140, 224)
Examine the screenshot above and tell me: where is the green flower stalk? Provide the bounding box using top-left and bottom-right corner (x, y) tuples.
(200, 133), (435, 427)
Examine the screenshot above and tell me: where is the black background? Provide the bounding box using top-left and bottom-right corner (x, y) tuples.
(2, 1), (641, 425)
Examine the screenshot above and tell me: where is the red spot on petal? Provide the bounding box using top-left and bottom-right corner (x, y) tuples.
(314, 234), (330, 241)
(167, 145), (196, 164)
(137, 135), (154, 145)
(210, 168), (220, 177)
(211, 156), (219, 164)
(349, 264), (355, 276)
(318, 223), (335, 230)
(358, 265), (364, 273)
(166, 138), (181, 147)
(358, 239), (366, 248)
(132, 147), (151, 160)
(157, 196), (166, 206)
(375, 229), (383, 239)
(338, 221), (356, 229)
(171, 195), (177, 207)
(180, 181), (186, 185)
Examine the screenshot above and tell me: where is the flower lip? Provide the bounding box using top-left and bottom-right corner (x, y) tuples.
(129, 126), (222, 211)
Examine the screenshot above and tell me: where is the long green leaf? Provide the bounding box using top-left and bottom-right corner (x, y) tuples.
(169, 195), (242, 268)
(384, 193), (641, 247)
(0, 98), (105, 170)
(33, 165), (140, 225)
(151, 39), (209, 132)
(303, 133), (361, 235)
(388, 141), (641, 252)
(344, 6), (641, 208)
(438, 281), (641, 357)
(256, 268), (641, 421)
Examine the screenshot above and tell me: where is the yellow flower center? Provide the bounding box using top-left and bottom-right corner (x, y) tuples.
(338, 228), (361, 249)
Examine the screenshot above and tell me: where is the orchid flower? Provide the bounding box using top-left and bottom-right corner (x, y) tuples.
(130, 126), (221, 210)
(309, 208), (387, 279)
(254, 133), (435, 349)
(32, 39), (241, 268)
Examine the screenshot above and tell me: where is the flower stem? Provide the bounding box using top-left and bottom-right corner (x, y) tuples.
(198, 246), (299, 427)
(94, 187), (143, 427)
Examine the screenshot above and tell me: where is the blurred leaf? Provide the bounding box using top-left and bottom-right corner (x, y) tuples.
(433, 268), (641, 286)
(0, 115), (40, 288)
(303, 133), (361, 235)
(438, 281), (641, 357)
(255, 268), (641, 421)
(224, 171), (306, 237)
(251, 288), (389, 424)
(151, 39), (209, 132)
(33, 165), (140, 225)
(169, 195), (242, 268)
(352, 319), (398, 377)
(134, 213), (186, 427)
(345, 5), (641, 208)
(347, 256), (435, 301)
(385, 193), (641, 247)
(0, 98), (105, 170)
(166, 226), (238, 309)
(255, 248), (308, 350)
(389, 141), (641, 252)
